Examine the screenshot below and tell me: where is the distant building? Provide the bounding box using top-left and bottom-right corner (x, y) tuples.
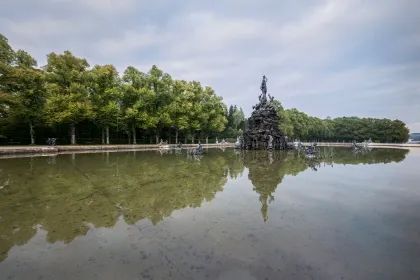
(408, 133), (420, 143)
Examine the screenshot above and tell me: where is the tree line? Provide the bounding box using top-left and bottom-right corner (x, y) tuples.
(0, 34), (230, 145)
(273, 101), (409, 143)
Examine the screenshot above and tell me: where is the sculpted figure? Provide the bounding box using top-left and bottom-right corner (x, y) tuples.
(243, 75), (288, 150)
(267, 135), (273, 150)
(259, 75), (268, 105)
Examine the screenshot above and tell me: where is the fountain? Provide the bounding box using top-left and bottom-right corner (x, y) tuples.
(242, 76), (288, 150)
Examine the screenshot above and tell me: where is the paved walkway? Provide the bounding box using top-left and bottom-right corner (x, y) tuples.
(0, 143), (235, 156)
(1, 142), (418, 157)
(306, 142), (420, 148)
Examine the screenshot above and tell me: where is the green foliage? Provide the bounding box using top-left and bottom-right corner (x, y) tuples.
(8, 65), (45, 124)
(276, 105), (409, 143)
(0, 34), (15, 65)
(89, 64), (121, 128)
(0, 36), (45, 143)
(223, 105), (245, 138)
(269, 97), (409, 143)
(202, 87), (228, 133)
(15, 50), (37, 68)
(167, 80), (191, 132)
(121, 66), (158, 132)
(44, 51), (93, 125)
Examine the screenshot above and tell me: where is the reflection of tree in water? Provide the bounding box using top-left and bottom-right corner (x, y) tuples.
(242, 147), (409, 222)
(0, 147), (408, 261)
(0, 149), (244, 261)
(323, 147), (408, 165)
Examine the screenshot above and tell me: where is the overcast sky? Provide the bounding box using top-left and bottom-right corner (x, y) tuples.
(1, 0), (419, 131)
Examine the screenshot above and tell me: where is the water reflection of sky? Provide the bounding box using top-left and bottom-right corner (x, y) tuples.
(0, 148), (419, 279)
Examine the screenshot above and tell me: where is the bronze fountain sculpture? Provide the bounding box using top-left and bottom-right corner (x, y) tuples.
(242, 76), (288, 150)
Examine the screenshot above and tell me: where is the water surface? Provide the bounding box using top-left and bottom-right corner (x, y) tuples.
(0, 147), (419, 279)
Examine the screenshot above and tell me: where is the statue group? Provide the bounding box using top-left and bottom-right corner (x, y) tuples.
(241, 75), (287, 150)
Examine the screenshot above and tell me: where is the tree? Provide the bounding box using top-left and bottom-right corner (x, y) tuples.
(44, 51), (93, 144)
(89, 65), (121, 144)
(223, 105), (245, 138)
(147, 65), (173, 143)
(0, 34), (14, 65)
(0, 34), (15, 129)
(167, 80), (190, 143)
(0, 35), (46, 144)
(201, 86), (227, 143)
(8, 51), (46, 144)
(121, 66), (157, 144)
(186, 81), (204, 143)
(270, 99), (294, 138)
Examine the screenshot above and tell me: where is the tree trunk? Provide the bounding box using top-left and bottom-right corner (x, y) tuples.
(155, 133), (159, 144)
(101, 128), (105, 144)
(127, 132), (131, 144)
(184, 136), (187, 144)
(132, 125), (136, 144)
(191, 135), (195, 144)
(29, 121), (35, 145)
(206, 136), (209, 144)
(175, 130), (179, 144)
(70, 123), (76, 145)
(105, 126), (110, 144)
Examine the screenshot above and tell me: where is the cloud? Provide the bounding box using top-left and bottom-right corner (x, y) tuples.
(97, 27), (162, 56)
(0, 0), (419, 131)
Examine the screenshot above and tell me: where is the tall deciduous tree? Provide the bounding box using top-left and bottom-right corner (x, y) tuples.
(167, 80), (190, 143)
(89, 65), (121, 144)
(147, 65), (173, 143)
(0, 35), (46, 144)
(44, 51), (93, 144)
(201, 86), (227, 143)
(0, 35), (14, 134)
(0, 34), (15, 128)
(8, 51), (46, 144)
(121, 66), (157, 144)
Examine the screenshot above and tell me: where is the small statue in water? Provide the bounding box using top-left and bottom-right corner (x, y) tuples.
(191, 142), (203, 155)
(46, 138), (56, 146)
(235, 136), (244, 149)
(267, 135), (273, 150)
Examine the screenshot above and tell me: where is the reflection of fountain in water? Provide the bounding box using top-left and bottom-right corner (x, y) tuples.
(241, 147), (409, 222)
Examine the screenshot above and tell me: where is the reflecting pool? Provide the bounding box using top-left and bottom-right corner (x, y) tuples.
(0, 147), (419, 279)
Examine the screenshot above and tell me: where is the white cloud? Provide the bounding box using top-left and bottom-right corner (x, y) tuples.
(50, 0), (137, 13)
(0, 0), (419, 127)
(97, 27), (162, 56)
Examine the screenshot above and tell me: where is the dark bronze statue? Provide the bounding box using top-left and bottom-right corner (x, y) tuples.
(242, 75), (288, 150)
(259, 75), (268, 105)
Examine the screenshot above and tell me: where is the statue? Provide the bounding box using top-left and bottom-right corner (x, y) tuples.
(46, 138), (56, 146)
(190, 142), (203, 155)
(259, 75), (268, 105)
(267, 135), (273, 150)
(242, 75), (288, 150)
(234, 135), (244, 149)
